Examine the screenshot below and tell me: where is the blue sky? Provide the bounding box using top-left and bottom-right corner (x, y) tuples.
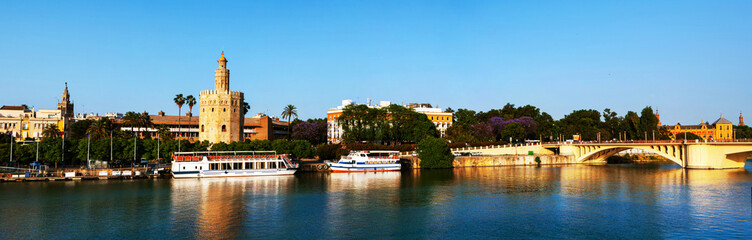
(1, 1), (750, 125)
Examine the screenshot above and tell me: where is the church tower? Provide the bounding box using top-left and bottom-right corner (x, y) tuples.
(655, 110), (661, 126)
(199, 52), (245, 143)
(57, 83), (74, 135)
(740, 113), (745, 127)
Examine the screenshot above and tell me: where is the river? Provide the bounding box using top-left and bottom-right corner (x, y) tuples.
(1, 163), (751, 239)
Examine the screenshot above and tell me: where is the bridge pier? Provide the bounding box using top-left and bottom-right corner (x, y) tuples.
(685, 144), (748, 169)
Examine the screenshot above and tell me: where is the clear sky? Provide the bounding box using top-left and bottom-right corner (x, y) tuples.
(1, 1), (750, 125)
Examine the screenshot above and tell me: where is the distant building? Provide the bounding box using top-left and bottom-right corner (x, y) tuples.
(0, 84), (73, 140)
(198, 52), (245, 143)
(663, 114), (736, 140)
(326, 99), (453, 143)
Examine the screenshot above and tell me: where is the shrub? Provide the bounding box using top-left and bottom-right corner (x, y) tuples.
(417, 137), (454, 169)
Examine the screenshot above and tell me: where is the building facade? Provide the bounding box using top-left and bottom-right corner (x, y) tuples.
(113, 111), (288, 141)
(198, 52), (245, 143)
(0, 84), (72, 140)
(662, 114), (736, 140)
(326, 99), (453, 143)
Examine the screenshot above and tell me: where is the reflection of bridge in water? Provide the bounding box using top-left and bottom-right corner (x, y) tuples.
(452, 141), (752, 169)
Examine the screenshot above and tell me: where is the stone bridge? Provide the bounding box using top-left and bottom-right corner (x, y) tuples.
(452, 141), (752, 169)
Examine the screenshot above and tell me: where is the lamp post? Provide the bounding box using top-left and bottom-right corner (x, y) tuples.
(133, 131), (136, 168)
(87, 131), (91, 169)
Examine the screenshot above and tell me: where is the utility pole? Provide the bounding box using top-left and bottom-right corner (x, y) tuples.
(644, 131), (647, 141)
(652, 130), (655, 142)
(157, 132), (160, 162)
(87, 131), (91, 169)
(36, 141), (39, 162)
(133, 132), (137, 168)
(9, 132), (13, 164)
(110, 131), (113, 163)
(61, 132), (64, 169)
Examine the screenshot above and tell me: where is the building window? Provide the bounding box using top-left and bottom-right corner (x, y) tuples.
(223, 108), (226, 112)
(222, 125), (227, 132)
(212, 108), (215, 112)
(201, 125), (204, 132)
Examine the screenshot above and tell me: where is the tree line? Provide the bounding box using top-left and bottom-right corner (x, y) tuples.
(445, 104), (667, 143)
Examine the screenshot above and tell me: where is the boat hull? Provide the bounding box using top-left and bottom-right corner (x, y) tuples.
(172, 169), (297, 179)
(328, 164), (400, 173)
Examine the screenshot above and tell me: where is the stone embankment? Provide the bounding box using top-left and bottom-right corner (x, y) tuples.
(403, 155), (576, 169)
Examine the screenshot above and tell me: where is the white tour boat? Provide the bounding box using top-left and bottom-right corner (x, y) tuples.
(327, 150), (401, 172)
(171, 151), (298, 178)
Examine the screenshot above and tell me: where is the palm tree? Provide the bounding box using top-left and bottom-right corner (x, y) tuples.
(242, 101), (250, 116)
(88, 118), (113, 140)
(156, 124), (172, 142)
(281, 104), (298, 139)
(122, 111), (141, 132)
(174, 94), (185, 150)
(138, 112), (154, 138)
(42, 124), (60, 139)
(185, 95), (196, 119)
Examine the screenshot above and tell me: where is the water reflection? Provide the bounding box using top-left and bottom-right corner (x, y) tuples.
(1, 164), (751, 239)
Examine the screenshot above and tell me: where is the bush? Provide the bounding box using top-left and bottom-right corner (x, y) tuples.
(417, 137), (454, 169)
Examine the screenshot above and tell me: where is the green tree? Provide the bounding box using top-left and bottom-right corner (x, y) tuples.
(156, 124), (172, 142)
(88, 118), (114, 140)
(417, 137), (454, 168)
(42, 124), (60, 139)
(558, 109), (602, 141)
(454, 109), (478, 126)
(639, 106), (659, 139)
(281, 104), (298, 139)
(69, 119), (93, 139)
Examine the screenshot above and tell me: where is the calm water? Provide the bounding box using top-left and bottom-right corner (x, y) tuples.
(2, 163), (752, 239)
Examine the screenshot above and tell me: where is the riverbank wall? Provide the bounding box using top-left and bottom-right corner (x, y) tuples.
(403, 155), (577, 169)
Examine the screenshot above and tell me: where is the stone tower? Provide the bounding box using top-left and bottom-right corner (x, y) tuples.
(740, 113), (745, 127)
(57, 83), (74, 135)
(199, 52), (245, 143)
(57, 82), (74, 118)
(655, 110), (661, 126)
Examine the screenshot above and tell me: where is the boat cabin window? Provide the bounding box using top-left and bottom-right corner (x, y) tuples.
(221, 163), (231, 170)
(257, 162), (265, 169)
(233, 163), (242, 170)
(269, 162), (277, 169)
(210, 163), (219, 170)
(245, 162), (253, 169)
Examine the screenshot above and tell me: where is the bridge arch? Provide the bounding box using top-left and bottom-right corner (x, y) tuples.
(576, 145), (684, 167)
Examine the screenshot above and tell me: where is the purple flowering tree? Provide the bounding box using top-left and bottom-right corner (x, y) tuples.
(292, 121), (327, 145)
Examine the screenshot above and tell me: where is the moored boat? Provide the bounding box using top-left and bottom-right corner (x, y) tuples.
(327, 150), (401, 172)
(171, 151), (298, 178)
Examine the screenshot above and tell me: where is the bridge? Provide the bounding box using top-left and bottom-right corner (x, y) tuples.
(451, 140), (752, 169)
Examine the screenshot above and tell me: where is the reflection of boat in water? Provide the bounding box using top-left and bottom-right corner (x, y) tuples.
(327, 150), (401, 172)
(171, 151), (298, 178)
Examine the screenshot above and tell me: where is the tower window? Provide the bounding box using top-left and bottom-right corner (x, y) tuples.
(212, 108), (214, 112)
(224, 108), (226, 112)
(201, 125), (204, 132)
(222, 125), (227, 132)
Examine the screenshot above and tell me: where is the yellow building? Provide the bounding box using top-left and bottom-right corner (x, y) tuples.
(665, 114), (735, 140)
(0, 84), (72, 140)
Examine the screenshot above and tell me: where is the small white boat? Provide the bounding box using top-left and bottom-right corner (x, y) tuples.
(171, 151), (298, 178)
(327, 150), (401, 172)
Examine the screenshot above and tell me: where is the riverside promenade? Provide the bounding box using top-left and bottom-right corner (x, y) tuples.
(0, 167), (156, 182)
